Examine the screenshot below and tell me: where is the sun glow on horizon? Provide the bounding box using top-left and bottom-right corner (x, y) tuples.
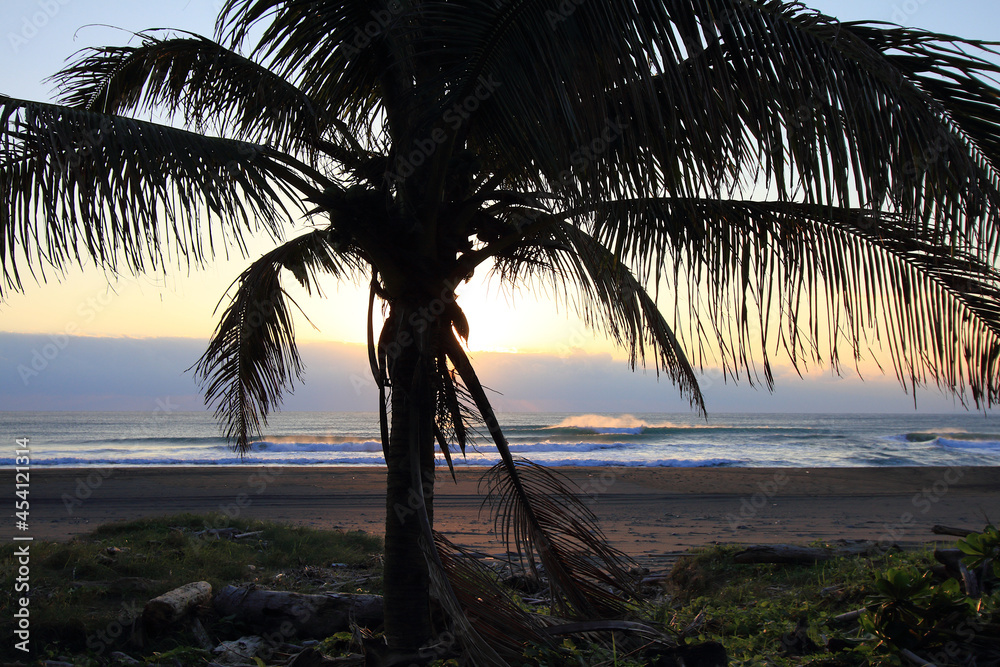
(0, 250), (622, 359)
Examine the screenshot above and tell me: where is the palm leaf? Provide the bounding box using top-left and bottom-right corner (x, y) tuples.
(194, 228), (361, 452)
(491, 220), (707, 413)
(433, 532), (556, 661)
(445, 333), (639, 620)
(49, 32), (379, 178)
(424, 0), (1000, 248)
(0, 96), (300, 297)
(215, 0), (391, 144)
(585, 197), (1000, 404)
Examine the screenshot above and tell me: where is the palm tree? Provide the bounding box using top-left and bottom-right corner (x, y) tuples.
(5, 0), (1000, 658)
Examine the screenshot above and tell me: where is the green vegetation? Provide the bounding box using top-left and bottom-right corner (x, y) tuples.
(859, 526), (999, 664)
(659, 531), (999, 666)
(4, 517), (998, 665)
(661, 545), (919, 665)
(0, 514), (381, 662)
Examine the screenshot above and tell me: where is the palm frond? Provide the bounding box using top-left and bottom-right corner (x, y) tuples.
(445, 333), (639, 620)
(194, 228), (361, 452)
(367, 274), (390, 460)
(49, 32), (379, 176)
(424, 0), (1000, 254)
(433, 316), (484, 479)
(0, 96), (300, 297)
(434, 532), (556, 661)
(480, 459), (640, 619)
(845, 24), (1000, 167)
(491, 220), (706, 413)
(215, 0), (390, 144)
(586, 197), (1000, 404)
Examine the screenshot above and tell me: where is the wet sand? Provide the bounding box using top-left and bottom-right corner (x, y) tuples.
(12, 466), (998, 568)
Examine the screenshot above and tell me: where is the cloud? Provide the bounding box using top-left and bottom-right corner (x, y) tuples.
(0, 332), (978, 414)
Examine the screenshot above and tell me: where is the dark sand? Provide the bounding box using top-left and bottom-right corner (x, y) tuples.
(11, 466), (998, 568)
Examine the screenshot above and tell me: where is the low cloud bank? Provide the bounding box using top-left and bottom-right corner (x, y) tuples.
(0, 332), (972, 414)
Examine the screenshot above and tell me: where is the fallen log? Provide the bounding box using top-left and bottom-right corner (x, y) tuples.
(143, 581), (212, 627)
(931, 525), (976, 538)
(733, 543), (878, 565)
(214, 585), (383, 639)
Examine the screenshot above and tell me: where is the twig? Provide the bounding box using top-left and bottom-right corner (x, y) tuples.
(234, 531), (264, 539)
(900, 648), (937, 667)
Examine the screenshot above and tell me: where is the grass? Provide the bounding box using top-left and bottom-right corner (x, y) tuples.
(1, 515), (981, 666)
(657, 543), (936, 666)
(0, 513), (382, 662)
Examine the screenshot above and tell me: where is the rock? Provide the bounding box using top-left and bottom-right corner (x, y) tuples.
(213, 636), (264, 665)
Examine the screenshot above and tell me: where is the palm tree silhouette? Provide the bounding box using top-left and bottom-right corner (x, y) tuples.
(4, 0), (1000, 658)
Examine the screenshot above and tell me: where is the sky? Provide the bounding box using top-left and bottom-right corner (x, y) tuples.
(1, 0), (999, 414)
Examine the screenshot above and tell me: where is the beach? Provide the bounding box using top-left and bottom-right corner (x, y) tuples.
(17, 466), (999, 567)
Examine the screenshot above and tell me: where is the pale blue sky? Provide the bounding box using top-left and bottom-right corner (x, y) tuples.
(1, 1), (999, 413)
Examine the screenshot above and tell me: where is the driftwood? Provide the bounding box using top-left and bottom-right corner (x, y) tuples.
(831, 609), (864, 625)
(733, 543), (878, 565)
(214, 585), (383, 639)
(931, 524), (977, 538)
(194, 527), (238, 539)
(214, 635), (264, 665)
(143, 581), (212, 627)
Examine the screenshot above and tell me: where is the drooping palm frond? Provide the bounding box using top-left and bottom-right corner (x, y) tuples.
(480, 457), (640, 619)
(194, 228), (362, 452)
(433, 532), (557, 661)
(444, 333), (639, 620)
(433, 353), (479, 480)
(0, 96), (301, 297)
(489, 218), (707, 413)
(584, 198), (1000, 403)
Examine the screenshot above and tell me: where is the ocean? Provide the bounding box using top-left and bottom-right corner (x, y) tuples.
(2, 411), (999, 468)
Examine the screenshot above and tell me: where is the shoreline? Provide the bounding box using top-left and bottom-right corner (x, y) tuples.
(13, 466), (998, 567)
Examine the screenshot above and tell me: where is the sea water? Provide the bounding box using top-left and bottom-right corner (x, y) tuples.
(1, 411), (999, 468)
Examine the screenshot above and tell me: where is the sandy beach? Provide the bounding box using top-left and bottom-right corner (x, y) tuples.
(13, 466), (999, 568)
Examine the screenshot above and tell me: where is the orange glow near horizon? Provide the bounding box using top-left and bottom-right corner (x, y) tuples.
(0, 249), (618, 359)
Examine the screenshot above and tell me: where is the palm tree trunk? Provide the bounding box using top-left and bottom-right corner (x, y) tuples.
(382, 301), (437, 652)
